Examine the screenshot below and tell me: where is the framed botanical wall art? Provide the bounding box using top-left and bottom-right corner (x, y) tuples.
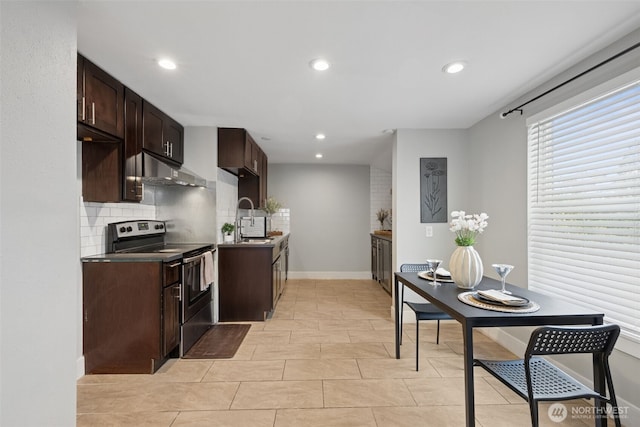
(420, 157), (447, 223)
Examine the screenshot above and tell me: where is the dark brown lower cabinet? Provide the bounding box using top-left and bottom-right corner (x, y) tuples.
(218, 247), (273, 321)
(218, 235), (289, 321)
(371, 234), (392, 294)
(162, 284), (180, 357)
(82, 261), (179, 374)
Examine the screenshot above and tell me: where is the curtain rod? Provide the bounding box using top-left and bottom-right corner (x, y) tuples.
(500, 41), (640, 118)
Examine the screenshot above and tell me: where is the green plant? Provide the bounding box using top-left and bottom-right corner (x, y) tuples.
(263, 196), (282, 215)
(221, 222), (235, 234)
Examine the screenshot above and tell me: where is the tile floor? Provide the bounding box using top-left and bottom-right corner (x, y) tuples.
(77, 279), (607, 426)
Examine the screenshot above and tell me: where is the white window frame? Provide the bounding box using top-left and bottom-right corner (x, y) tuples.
(527, 66), (640, 358)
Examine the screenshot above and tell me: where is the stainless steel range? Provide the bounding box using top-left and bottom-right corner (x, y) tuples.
(106, 220), (215, 358)
(83, 229), (215, 373)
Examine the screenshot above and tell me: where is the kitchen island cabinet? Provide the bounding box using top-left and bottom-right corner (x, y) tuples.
(218, 234), (289, 321)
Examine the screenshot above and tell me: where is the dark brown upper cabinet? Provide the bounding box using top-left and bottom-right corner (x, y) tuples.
(219, 127), (268, 207)
(218, 127), (260, 176)
(123, 88), (143, 202)
(77, 54), (124, 141)
(142, 101), (184, 165)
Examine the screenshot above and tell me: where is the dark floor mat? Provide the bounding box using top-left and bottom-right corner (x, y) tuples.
(183, 323), (251, 359)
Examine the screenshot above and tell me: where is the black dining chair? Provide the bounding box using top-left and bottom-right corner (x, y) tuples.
(399, 263), (452, 371)
(476, 324), (621, 427)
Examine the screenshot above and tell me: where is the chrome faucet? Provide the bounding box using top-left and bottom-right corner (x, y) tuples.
(235, 197), (255, 243)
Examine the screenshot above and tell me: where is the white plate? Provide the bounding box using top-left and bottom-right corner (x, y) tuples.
(417, 271), (455, 283)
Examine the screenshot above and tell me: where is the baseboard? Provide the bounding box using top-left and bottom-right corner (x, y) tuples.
(287, 271), (371, 280)
(76, 355), (85, 379)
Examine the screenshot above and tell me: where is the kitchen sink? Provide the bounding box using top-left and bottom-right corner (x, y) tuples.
(239, 239), (272, 244)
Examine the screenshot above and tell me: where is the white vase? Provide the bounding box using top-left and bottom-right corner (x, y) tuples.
(449, 245), (483, 289)
(223, 233), (234, 243)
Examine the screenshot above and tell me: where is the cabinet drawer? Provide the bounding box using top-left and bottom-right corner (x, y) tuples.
(164, 261), (181, 285)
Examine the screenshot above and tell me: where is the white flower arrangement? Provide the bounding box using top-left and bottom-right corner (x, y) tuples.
(449, 211), (489, 246)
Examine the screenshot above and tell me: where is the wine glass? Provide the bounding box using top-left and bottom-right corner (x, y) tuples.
(425, 259), (442, 286)
(492, 264), (514, 294)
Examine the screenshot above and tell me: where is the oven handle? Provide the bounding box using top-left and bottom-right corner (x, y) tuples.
(182, 251), (211, 264)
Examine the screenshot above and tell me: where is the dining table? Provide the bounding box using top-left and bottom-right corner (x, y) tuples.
(394, 272), (607, 427)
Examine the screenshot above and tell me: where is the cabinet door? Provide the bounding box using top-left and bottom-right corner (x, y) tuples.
(380, 239), (392, 293)
(260, 149), (268, 205)
(251, 140), (260, 174)
(272, 257), (282, 307)
(371, 237), (378, 280)
(142, 101), (166, 158)
(163, 283), (180, 356)
(142, 101), (183, 165)
(81, 57), (125, 138)
(218, 127), (246, 174)
(83, 262), (162, 374)
(81, 141), (122, 202)
(243, 134), (252, 170)
(218, 127), (261, 177)
(123, 88), (143, 202)
(164, 116), (184, 164)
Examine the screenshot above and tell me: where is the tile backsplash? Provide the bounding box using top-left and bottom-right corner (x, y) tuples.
(80, 199), (156, 257)
(370, 166), (392, 232)
(270, 208), (290, 235)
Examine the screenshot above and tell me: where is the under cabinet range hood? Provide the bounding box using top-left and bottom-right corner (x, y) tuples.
(142, 153), (207, 187)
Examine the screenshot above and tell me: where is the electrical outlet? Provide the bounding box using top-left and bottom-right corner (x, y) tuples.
(425, 226), (433, 237)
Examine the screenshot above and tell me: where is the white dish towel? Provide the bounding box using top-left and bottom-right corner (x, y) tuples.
(200, 251), (215, 291)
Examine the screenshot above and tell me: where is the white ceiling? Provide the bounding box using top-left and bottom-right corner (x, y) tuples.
(77, 1), (640, 167)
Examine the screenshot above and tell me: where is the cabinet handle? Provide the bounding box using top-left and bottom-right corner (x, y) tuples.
(254, 159), (258, 171)
(170, 142), (173, 158)
(91, 102), (96, 125)
(175, 284), (182, 300)
(81, 97), (86, 121)
(168, 261), (181, 268)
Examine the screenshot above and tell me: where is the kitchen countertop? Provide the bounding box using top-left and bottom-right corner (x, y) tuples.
(81, 243), (216, 263)
(371, 232), (392, 242)
(217, 233), (289, 248)
(82, 252), (185, 263)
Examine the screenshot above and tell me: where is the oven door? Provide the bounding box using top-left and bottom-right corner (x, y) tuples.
(181, 249), (213, 323)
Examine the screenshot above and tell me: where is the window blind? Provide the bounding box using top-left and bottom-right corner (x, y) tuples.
(528, 79), (640, 344)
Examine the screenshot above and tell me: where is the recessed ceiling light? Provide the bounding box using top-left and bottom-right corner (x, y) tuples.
(315, 153), (323, 159)
(315, 133), (326, 140)
(309, 58), (330, 71)
(158, 58), (177, 70)
(442, 61), (467, 74)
